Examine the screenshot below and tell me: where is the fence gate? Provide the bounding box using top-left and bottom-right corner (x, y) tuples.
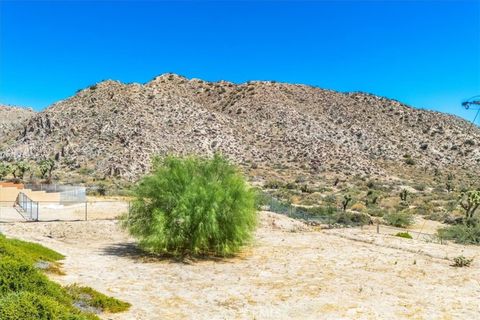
(15, 192), (39, 221)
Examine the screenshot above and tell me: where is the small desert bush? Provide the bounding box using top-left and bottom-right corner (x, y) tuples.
(412, 184), (426, 191)
(395, 232), (412, 239)
(285, 182), (296, 190)
(264, 179), (283, 189)
(413, 202), (434, 216)
(383, 211), (414, 228)
(404, 157), (416, 165)
(424, 210), (450, 223)
(451, 255), (473, 267)
(335, 212), (372, 226)
(304, 205), (338, 219)
(300, 192), (323, 206)
(380, 196), (400, 211)
(124, 154), (257, 257)
(366, 207), (387, 217)
(323, 194), (337, 205)
(437, 223), (480, 245)
(350, 202), (367, 212)
(65, 285), (130, 313)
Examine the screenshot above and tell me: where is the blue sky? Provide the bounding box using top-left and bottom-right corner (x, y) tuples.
(0, 0), (479, 123)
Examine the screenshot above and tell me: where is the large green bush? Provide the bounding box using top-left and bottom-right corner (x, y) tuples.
(124, 154), (257, 257)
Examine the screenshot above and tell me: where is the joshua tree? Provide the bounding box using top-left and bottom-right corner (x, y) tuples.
(38, 159), (55, 182)
(342, 194), (352, 211)
(446, 173), (455, 193)
(459, 190), (480, 222)
(0, 163), (11, 180)
(11, 161), (31, 180)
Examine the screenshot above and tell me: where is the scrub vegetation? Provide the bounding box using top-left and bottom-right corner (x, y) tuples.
(0, 235), (130, 320)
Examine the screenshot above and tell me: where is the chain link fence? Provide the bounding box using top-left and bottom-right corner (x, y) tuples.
(0, 200), (129, 222)
(0, 190), (442, 245)
(262, 193), (440, 243)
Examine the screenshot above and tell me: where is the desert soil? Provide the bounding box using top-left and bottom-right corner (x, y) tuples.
(1, 212), (479, 320)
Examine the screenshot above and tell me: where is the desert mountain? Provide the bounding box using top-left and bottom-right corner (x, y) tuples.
(0, 105), (35, 150)
(1, 74), (479, 181)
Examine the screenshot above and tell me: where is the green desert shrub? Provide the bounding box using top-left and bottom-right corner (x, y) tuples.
(404, 157), (416, 165)
(0, 291), (90, 320)
(323, 194), (337, 205)
(335, 211), (372, 226)
(395, 232), (413, 239)
(350, 202), (367, 212)
(65, 285), (130, 313)
(0, 257), (68, 304)
(303, 205), (338, 217)
(285, 182), (297, 190)
(383, 211), (414, 228)
(0, 236), (129, 319)
(366, 207), (387, 217)
(0, 234), (64, 265)
(124, 154), (257, 257)
(437, 223), (480, 245)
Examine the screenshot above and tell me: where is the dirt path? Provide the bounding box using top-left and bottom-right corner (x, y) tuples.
(1, 212), (479, 319)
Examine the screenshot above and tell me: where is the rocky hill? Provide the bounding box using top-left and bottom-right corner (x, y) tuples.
(0, 105), (35, 150)
(1, 74), (479, 182)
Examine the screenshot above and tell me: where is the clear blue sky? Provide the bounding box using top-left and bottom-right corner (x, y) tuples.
(0, 0), (479, 123)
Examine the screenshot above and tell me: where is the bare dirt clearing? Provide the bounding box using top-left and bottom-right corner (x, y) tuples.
(1, 212), (479, 319)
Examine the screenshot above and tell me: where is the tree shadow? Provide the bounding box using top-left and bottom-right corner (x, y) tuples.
(101, 242), (233, 264)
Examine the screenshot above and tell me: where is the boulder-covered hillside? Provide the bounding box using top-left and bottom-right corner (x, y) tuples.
(0, 105), (35, 151)
(0, 74), (479, 181)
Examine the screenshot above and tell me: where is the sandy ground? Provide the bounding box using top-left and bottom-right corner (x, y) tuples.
(1, 212), (479, 320)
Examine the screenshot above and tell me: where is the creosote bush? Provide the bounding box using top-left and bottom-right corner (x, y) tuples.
(383, 211), (414, 228)
(124, 154), (257, 257)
